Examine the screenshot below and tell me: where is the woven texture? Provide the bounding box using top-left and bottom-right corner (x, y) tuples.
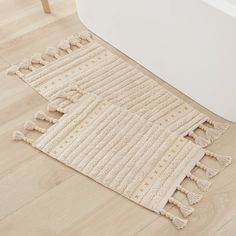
(8, 31), (229, 147)
(9, 31), (232, 229)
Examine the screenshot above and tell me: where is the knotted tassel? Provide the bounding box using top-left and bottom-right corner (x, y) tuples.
(207, 119), (229, 133)
(79, 30), (93, 42)
(47, 102), (64, 113)
(31, 53), (48, 66)
(12, 131), (33, 145)
(199, 124), (221, 142)
(24, 120), (46, 133)
(205, 150), (232, 167)
(188, 131), (210, 147)
(57, 90), (77, 103)
(7, 65), (24, 78)
(169, 197), (194, 217)
(159, 209), (187, 229)
(58, 40), (72, 53)
(20, 59), (35, 71)
(196, 162), (219, 179)
(65, 83), (84, 95)
(177, 186), (203, 205)
(68, 35), (82, 48)
(187, 173), (211, 192)
(35, 111), (57, 124)
(46, 47), (60, 59)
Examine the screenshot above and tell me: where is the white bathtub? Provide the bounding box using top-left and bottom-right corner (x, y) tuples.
(76, 0), (236, 122)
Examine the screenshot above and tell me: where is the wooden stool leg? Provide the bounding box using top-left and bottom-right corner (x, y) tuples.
(41, 0), (51, 14)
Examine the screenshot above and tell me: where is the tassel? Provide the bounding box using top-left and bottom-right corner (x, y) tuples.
(187, 173), (211, 192)
(46, 47), (60, 59)
(35, 111), (57, 124)
(12, 130), (33, 145)
(196, 162), (219, 178)
(65, 84), (84, 95)
(177, 186), (202, 205)
(68, 35), (82, 48)
(188, 131), (210, 147)
(207, 119), (229, 133)
(31, 53), (48, 66)
(7, 65), (24, 78)
(57, 91), (77, 103)
(159, 209), (187, 229)
(47, 102), (64, 113)
(24, 120), (46, 133)
(199, 124), (221, 142)
(79, 31), (93, 42)
(205, 150), (232, 167)
(20, 59), (35, 71)
(169, 197), (194, 217)
(58, 40), (72, 53)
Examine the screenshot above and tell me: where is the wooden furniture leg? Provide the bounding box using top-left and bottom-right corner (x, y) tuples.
(41, 0), (51, 13)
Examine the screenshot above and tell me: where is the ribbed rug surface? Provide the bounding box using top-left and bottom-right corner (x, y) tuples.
(9, 31), (232, 229)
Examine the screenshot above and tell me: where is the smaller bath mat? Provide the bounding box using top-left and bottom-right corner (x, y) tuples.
(13, 92), (232, 229)
(7, 31), (229, 148)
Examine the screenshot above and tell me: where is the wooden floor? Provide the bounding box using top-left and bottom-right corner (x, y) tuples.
(0, 0), (236, 235)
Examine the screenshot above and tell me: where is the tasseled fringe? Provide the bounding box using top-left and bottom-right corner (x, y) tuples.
(58, 40), (73, 54)
(46, 47), (61, 59)
(20, 59), (35, 71)
(7, 65), (24, 78)
(177, 186), (203, 205)
(187, 173), (211, 192)
(168, 197), (194, 217)
(207, 119), (229, 133)
(24, 120), (46, 133)
(12, 131), (33, 145)
(65, 83), (85, 95)
(68, 35), (82, 48)
(159, 209), (187, 229)
(199, 124), (221, 142)
(56, 90), (78, 103)
(31, 53), (48, 66)
(188, 131), (210, 147)
(196, 162), (219, 179)
(6, 31), (93, 79)
(205, 150), (232, 167)
(35, 111), (58, 124)
(79, 30), (93, 43)
(47, 102), (65, 113)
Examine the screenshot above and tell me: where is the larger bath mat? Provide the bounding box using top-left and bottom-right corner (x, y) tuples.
(7, 31), (229, 148)
(12, 92), (231, 229)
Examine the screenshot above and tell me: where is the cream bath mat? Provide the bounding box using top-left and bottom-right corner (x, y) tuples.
(12, 92), (230, 229)
(7, 31), (229, 148)
(8, 31), (232, 229)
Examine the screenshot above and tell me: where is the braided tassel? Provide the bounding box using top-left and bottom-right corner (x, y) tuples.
(199, 124), (221, 142)
(169, 197), (194, 217)
(7, 65), (24, 78)
(68, 35), (82, 48)
(205, 150), (232, 167)
(12, 131), (33, 145)
(188, 131), (210, 147)
(159, 209), (187, 229)
(58, 40), (72, 53)
(187, 173), (211, 192)
(46, 47), (60, 59)
(47, 102), (64, 113)
(79, 31), (93, 42)
(24, 120), (46, 133)
(20, 59), (35, 71)
(207, 119), (229, 133)
(35, 111), (57, 124)
(177, 186), (203, 205)
(196, 162), (219, 179)
(31, 53), (48, 66)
